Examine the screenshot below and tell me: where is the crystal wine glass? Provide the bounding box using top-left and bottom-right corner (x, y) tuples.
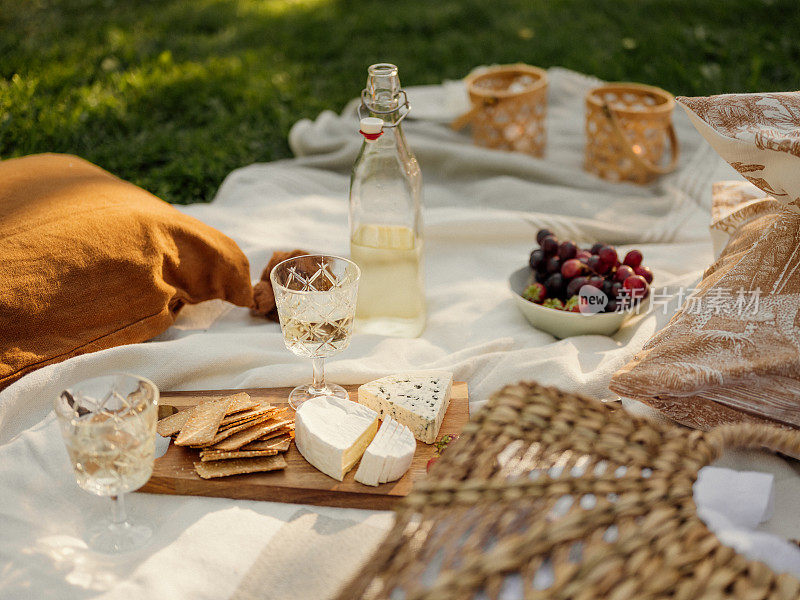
(55, 373), (159, 553)
(270, 254), (360, 409)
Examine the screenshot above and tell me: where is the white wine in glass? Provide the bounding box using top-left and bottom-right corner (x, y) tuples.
(280, 313), (354, 358)
(271, 255), (360, 409)
(55, 373), (158, 553)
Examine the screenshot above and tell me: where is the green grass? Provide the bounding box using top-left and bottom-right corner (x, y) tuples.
(2, 0), (799, 204)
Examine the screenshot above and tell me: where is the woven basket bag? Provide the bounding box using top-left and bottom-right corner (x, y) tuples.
(451, 64), (548, 157)
(335, 382), (800, 600)
(585, 83), (679, 184)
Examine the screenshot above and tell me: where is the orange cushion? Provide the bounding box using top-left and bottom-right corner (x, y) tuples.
(0, 154), (253, 389)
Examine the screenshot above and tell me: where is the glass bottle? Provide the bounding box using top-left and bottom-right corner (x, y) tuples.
(349, 63), (425, 337)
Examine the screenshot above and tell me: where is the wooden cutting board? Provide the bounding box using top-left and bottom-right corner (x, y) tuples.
(139, 383), (469, 510)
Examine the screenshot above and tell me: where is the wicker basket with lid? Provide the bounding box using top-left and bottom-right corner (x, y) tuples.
(585, 82), (679, 184)
(452, 64), (548, 157)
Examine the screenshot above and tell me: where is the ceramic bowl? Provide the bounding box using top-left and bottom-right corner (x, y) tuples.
(509, 266), (647, 338)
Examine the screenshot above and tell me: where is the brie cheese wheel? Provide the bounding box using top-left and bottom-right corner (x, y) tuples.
(358, 371), (453, 444)
(294, 395), (378, 481)
(355, 416), (416, 487)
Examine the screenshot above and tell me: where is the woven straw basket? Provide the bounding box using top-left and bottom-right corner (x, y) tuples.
(336, 382), (800, 600)
(452, 64), (548, 156)
(585, 83), (679, 184)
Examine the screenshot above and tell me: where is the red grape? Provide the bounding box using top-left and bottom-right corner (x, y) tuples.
(576, 249), (592, 261)
(536, 229), (554, 245)
(614, 265), (635, 282)
(544, 273), (564, 297)
(529, 249), (545, 270)
(590, 243), (603, 255)
(546, 256), (562, 274)
(561, 258), (587, 279)
(566, 275), (589, 297)
(599, 245), (618, 265)
(623, 275), (648, 299)
(587, 276), (604, 289)
(623, 250), (643, 269)
(587, 255), (610, 274)
(634, 265), (653, 284)
(541, 235), (559, 256)
(558, 241), (577, 261)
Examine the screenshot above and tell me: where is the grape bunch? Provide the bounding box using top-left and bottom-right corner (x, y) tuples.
(523, 229), (652, 313)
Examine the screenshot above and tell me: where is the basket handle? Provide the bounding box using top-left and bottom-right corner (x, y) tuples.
(706, 423), (800, 461)
(450, 98), (499, 131)
(602, 102), (680, 176)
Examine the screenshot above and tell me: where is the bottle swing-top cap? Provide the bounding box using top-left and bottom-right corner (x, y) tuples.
(359, 117), (384, 143)
(358, 63), (410, 141)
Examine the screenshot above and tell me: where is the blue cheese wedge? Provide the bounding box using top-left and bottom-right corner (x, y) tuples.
(357, 372), (453, 444)
(294, 396), (378, 481)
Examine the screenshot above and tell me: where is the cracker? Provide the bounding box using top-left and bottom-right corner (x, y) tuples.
(225, 392), (260, 415)
(208, 417), (295, 451)
(239, 427), (292, 446)
(194, 455), (287, 479)
(175, 397), (233, 446)
(156, 410), (191, 437)
(199, 448), (279, 461)
(241, 434), (293, 452)
(209, 411), (278, 445)
(255, 426), (294, 441)
(156, 394), (256, 438)
(219, 405), (275, 428)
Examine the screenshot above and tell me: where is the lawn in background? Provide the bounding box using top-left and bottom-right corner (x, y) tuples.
(2, 0), (799, 204)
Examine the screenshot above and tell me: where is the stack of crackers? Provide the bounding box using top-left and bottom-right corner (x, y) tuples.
(156, 392), (294, 479)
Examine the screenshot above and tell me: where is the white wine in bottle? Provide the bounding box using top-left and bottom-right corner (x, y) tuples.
(350, 224), (424, 336)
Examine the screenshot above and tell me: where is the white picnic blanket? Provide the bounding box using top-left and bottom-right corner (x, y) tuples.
(2, 68), (800, 599)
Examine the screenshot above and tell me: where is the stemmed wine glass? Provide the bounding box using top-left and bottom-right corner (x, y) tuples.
(55, 373), (159, 553)
(270, 254), (360, 409)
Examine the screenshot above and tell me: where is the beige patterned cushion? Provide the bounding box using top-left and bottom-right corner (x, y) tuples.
(709, 180), (775, 258)
(610, 183), (800, 430)
(678, 92), (800, 210)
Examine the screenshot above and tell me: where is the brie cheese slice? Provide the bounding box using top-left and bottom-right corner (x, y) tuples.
(376, 420), (400, 484)
(358, 371), (453, 444)
(355, 416), (416, 487)
(384, 424), (416, 483)
(354, 418), (392, 486)
(294, 395), (378, 481)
